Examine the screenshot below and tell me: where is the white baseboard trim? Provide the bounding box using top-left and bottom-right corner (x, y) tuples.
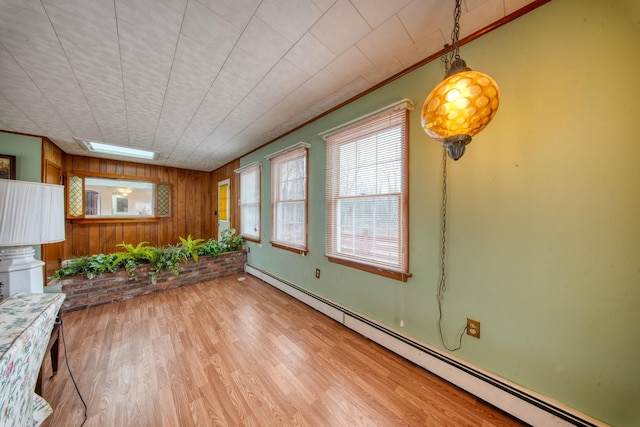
(245, 264), (607, 427)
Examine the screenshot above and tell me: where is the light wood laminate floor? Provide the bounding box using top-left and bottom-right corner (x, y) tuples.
(41, 273), (526, 426)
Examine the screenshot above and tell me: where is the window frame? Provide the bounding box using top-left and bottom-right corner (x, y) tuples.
(323, 100), (412, 282)
(236, 162), (262, 243)
(268, 143), (309, 255)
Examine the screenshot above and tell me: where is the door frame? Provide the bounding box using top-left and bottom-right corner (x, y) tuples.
(217, 178), (230, 240)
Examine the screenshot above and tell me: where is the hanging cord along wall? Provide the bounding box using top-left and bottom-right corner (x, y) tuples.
(436, 149), (467, 352)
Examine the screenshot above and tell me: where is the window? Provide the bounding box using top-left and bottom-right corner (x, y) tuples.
(324, 100), (412, 281)
(236, 162), (261, 242)
(268, 143), (309, 254)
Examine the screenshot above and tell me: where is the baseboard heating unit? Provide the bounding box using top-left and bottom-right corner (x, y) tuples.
(245, 264), (606, 427)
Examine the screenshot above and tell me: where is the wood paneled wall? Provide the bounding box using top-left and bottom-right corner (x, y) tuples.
(42, 138), (65, 281)
(42, 137), (64, 173)
(63, 155), (215, 258)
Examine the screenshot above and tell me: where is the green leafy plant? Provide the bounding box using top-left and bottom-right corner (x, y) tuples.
(160, 245), (188, 276)
(52, 231), (244, 282)
(219, 228), (244, 252)
(146, 245), (187, 283)
(112, 241), (155, 280)
(197, 238), (223, 258)
(52, 253), (118, 280)
(179, 235), (205, 263)
(86, 253), (118, 278)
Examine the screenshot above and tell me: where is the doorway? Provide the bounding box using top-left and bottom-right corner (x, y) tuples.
(217, 178), (230, 240)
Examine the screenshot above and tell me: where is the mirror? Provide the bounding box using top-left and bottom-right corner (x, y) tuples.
(84, 177), (155, 218)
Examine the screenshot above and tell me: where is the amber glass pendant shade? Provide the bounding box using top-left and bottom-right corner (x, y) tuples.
(422, 63), (500, 160)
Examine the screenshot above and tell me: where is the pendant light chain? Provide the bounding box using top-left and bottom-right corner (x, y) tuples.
(439, 148), (448, 295)
(449, 0), (463, 63)
(437, 148), (466, 352)
(422, 0), (500, 161)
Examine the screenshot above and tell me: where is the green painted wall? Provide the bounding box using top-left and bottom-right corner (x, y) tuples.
(0, 131), (44, 259)
(241, 1), (640, 426)
(0, 132), (41, 182)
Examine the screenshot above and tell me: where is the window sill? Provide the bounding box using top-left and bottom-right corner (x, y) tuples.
(270, 241), (308, 255)
(242, 236), (261, 244)
(71, 217), (160, 224)
(327, 256), (411, 282)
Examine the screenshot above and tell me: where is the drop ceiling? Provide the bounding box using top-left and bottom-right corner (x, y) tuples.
(0, 0), (536, 172)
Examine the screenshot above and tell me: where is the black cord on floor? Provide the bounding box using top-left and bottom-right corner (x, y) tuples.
(60, 316), (88, 427)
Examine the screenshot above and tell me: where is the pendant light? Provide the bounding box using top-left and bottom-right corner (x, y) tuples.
(421, 0), (500, 160)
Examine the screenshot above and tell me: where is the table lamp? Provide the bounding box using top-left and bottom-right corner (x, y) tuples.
(0, 179), (65, 296)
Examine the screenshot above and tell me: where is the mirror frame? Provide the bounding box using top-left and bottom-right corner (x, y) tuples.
(65, 171), (171, 223)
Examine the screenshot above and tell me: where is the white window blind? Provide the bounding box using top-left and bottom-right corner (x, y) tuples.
(236, 163), (261, 241)
(269, 145), (308, 254)
(325, 102), (411, 281)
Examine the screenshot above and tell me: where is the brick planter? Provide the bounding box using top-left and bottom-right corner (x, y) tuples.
(57, 251), (246, 311)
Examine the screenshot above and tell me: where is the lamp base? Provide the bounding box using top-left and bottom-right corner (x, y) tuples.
(0, 246), (45, 297)
(443, 134), (472, 160)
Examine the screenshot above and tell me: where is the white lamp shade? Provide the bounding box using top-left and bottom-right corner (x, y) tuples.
(0, 179), (65, 246)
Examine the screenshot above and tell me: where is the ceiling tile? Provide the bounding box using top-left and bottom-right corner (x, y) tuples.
(351, 0), (412, 28)
(152, 1), (242, 151)
(0, 94), (43, 136)
(240, 59), (310, 115)
(361, 56), (405, 86)
(256, 0), (322, 43)
(151, 36), (217, 152)
(196, 0), (261, 28)
(460, 0), (503, 38)
(326, 46), (373, 83)
(271, 84), (330, 122)
(171, 47), (263, 152)
(398, 0), (452, 43)
(310, 0), (372, 55)
(0, 0), (48, 22)
(301, 69), (343, 99)
(44, 1), (128, 144)
(327, 77), (370, 103)
(181, 0), (241, 48)
(236, 17), (293, 68)
(158, 0), (187, 14)
(0, 2), (101, 140)
(465, 0), (495, 14)
(395, 29), (447, 68)
(310, 0), (337, 12)
(116, 0), (183, 146)
(0, 48), (74, 139)
(285, 33), (336, 76)
(357, 15), (413, 65)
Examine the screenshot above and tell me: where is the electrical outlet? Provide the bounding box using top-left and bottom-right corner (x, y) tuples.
(467, 318), (480, 339)
(315, 268), (320, 279)
(400, 319), (405, 328)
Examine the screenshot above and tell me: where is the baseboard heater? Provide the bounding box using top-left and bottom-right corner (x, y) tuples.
(245, 264), (606, 427)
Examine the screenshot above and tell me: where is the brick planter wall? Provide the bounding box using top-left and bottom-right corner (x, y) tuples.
(58, 251), (246, 311)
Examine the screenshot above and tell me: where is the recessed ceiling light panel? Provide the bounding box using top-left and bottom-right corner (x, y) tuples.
(77, 139), (157, 160)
